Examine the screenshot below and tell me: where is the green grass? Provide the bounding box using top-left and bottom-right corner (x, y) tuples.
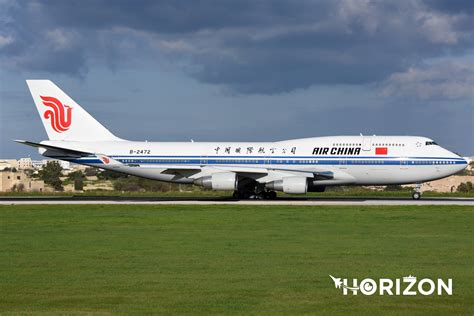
(1, 205), (473, 315)
(1, 189), (473, 198)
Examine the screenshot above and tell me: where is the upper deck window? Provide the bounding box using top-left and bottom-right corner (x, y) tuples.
(425, 141), (438, 146)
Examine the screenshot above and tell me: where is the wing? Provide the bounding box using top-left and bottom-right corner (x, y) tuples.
(159, 164), (353, 185)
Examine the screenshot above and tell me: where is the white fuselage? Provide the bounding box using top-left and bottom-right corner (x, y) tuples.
(24, 80), (468, 194)
(42, 135), (467, 187)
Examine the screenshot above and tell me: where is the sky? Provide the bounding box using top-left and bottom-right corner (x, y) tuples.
(0, 0), (473, 158)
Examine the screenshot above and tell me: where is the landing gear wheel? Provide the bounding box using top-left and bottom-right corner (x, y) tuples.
(242, 191), (252, 199)
(412, 183), (423, 200)
(232, 191), (254, 200)
(267, 191), (277, 200)
(233, 191), (253, 199)
(412, 192), (421, 200)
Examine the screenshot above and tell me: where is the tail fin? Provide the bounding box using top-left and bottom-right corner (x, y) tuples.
(26, 80), (121, 141)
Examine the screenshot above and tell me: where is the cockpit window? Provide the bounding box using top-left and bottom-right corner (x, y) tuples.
(425, 141), (438, 146)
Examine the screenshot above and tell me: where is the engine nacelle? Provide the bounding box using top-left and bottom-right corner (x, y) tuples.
(266, 177), (308, 194)
(194, 172), (238, 191)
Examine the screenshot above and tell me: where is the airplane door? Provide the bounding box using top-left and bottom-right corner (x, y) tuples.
(362, 136), (372, 151)
(265, 155), (271, 167)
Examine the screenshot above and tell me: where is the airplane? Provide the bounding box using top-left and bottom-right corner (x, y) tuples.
(17, 80), (469, 199)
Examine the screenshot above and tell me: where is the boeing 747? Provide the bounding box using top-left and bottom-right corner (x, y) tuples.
(17, 80), (469, 199)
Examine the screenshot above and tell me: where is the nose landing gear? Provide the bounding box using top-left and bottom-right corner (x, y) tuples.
(412, 191), (421, 200)
(412, 183), (423, 200)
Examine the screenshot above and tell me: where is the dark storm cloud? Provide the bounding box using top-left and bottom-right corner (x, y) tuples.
(423, 0), (474, 14)
(1, 0), (473, 95)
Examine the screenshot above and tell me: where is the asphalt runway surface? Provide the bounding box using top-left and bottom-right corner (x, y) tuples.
(0, 196), (473, 205)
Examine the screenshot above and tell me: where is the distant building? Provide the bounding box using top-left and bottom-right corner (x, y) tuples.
(8, 157), (95, 173)
(31, 160), (47, 169)
(0, 171), (44, 192)
(18, 158), (33, 170)
(40, 159), (71, 170)
(17, 158), (72, 171)
(57, 160), (71, 170)
(0, 159), (19, 170)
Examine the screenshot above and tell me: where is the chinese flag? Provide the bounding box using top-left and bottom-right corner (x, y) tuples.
(375, 147), (388, 155)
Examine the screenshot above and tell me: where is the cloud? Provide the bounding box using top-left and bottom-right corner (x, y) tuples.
(1, 0), (473, 94)
(0, 35), (13, 47)
(45, 29), (75, 50)
(379, 60), (474, 101)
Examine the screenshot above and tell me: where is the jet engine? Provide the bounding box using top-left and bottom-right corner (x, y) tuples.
(194, 172), (238, 191)
(266, 177), (308, 194)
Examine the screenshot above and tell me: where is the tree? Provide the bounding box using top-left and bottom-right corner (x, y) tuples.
(67, 170), (85, 181)
(457, 181), (473, 193)
(74, 178), (84, 191)
(39, 161), (63, 191)
(69, 171), (85, 191)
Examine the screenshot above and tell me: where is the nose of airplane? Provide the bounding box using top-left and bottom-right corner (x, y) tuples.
(455, 155), (470, 172)
(441, 147), (469, 172)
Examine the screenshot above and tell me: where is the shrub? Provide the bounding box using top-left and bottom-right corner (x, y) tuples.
(456, 181), (473, 193)
(10, 183), (25, 192)
(68, 171), (86, 181)
(84, 168), (98, 177)
(74, 179), (84, 191)
(97, 169), (128, 180)
(113, 178), (141, 192)
(384, 185), (405, 191)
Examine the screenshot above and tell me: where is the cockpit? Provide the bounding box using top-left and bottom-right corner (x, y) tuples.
(425, 141), (438, 146)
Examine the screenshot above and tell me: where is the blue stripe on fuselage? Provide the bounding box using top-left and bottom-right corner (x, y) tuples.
(110, 155), (466, 160)
(69, 156), (467, 166)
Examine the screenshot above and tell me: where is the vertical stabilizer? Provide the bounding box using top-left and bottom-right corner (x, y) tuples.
(26, 80), (121, 141)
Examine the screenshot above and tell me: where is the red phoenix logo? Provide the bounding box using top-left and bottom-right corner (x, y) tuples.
(101, 156), (110, 164)
(40, 96), (72, 133)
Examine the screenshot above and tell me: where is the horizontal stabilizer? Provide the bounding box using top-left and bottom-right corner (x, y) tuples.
(14, 140), (92, 157)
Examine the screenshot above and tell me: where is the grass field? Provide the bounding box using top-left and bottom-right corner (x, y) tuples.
(1, 205), (473, 315)
(1, 189), (474, 198)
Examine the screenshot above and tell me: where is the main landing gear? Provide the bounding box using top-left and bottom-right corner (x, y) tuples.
(232, 190), (277, 200)
(412, 183), (423, 200)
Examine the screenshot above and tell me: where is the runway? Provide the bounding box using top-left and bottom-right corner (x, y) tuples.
(0, 196), (473, 205)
